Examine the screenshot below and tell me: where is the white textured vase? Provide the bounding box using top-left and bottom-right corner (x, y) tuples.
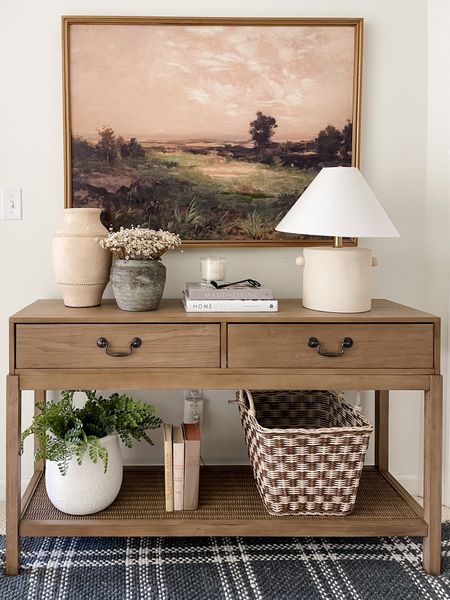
(45, 434), (123, 515)
(52, 208), (112, 307)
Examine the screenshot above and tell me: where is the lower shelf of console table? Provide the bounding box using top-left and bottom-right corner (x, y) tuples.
(20, 466), (426, 538)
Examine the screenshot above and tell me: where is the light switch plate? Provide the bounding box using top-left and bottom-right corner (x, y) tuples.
(2, 189), (22, 220)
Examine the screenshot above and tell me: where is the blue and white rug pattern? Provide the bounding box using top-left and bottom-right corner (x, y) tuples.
(1, 529), (450, 599)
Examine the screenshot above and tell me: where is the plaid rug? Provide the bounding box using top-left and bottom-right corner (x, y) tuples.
(1, 528), (450, 600)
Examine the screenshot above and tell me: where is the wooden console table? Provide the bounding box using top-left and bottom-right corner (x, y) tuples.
(5, 299), (442, 575)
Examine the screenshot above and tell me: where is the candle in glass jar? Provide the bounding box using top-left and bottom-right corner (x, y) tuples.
(200, 257), (226, 283)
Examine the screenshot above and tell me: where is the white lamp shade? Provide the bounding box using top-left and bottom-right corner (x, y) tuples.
(275, 167), (400, 238)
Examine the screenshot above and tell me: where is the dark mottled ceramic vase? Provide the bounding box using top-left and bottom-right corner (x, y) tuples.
(111, 259), (166, 311)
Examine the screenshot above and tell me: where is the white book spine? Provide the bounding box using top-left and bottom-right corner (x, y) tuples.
(182, 295), (278, 312)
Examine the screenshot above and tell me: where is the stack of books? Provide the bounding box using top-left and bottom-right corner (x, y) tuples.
(182, 282), (278, 312)
(163, 422), (201, 511)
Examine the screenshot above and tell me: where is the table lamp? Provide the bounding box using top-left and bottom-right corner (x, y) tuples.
(275, 167), (400, 313)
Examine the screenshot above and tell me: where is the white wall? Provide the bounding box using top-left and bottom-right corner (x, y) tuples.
(425, 0), (450, 505)
(1, 0), (441, 501)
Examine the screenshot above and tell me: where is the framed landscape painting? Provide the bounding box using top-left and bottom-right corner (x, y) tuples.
(63, 17), (362, 246)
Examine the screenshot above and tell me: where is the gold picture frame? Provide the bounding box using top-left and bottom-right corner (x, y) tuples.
(62, 16), (363, 247)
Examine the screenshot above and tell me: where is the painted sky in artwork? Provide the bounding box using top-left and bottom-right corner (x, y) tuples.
(70, 24), (354, 141)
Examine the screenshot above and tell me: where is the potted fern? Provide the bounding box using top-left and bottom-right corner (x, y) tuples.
(21, 390), (162, 515)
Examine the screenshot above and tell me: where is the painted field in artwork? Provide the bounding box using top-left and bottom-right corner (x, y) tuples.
(69, 23), (356, 241)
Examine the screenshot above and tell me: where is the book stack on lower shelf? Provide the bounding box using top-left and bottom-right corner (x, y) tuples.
(163, 422), (201, 511)
(182, 282), (278, 312)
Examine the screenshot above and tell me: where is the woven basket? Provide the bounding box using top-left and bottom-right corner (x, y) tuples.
(237, 389), (373, 516)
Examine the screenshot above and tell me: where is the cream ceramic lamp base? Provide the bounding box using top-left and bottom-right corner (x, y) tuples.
(296, 247), (378, 313)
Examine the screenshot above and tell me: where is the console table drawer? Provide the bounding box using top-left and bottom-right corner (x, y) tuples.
(227, 324), (434, 369)
(16, 324), (220, 369)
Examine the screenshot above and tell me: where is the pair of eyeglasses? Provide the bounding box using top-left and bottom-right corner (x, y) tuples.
(210, 278), (261, 289)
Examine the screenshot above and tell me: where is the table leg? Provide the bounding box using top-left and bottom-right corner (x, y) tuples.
(423, 374), (443, 575)
(6, 375), (21, 576)
(374, 390), (389, 471)
(34, 390), (46, 472)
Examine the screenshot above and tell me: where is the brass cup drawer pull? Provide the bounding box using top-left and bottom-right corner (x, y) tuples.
(96, 337), (142, 357)
(307, 336), (353, 357)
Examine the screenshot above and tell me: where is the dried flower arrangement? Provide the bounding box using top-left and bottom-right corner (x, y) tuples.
(99, 226), (181, 260)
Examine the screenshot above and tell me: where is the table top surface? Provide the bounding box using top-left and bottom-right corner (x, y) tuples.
(10, 298), (439, 324)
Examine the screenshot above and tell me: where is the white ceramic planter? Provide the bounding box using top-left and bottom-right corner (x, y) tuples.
(45, 434), (123, 515)
(52, 208), (112, 307)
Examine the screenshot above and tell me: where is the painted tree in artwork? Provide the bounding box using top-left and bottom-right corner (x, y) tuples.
(341, 120), (353, 162)
(249, 112), (278, 157)
(315, 125), (344, 161)
(119, 137), (146, 158)
(96, 126), (118, 165)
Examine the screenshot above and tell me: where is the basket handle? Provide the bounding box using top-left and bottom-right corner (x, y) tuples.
(238, 389), (256, 417)
(335, 390), (363, 414)
(239, 389), (362, 418)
